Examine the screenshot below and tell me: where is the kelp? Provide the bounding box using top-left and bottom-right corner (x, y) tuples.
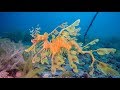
(25, 19), (119, 77)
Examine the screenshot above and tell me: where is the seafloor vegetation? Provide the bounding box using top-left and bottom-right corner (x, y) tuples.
(0, 19), (120, 78)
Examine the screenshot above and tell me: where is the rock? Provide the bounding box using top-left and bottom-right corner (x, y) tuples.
(41, 71), (52, 78)
(54, 71), (63, 76)
(76, 69), (91, 78)
(64, 65), (72, 71)
(78, 70), (84, 77)
(16, 71), (23, 78)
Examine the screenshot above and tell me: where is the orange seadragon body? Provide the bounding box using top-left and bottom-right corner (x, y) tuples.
(25, 19), (119, 76)
(49, 37), (72, 56)
(31, 33), (48, 44)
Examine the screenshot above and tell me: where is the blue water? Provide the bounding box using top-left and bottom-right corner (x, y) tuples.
(0, 12), (120, 78)
(0, 12), (120, 45)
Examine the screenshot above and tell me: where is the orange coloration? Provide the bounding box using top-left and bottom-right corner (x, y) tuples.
(25, 19), (119, 76)
(43, 36), (72, 57)
(42, 40), (50, 49)
(29, 34), (74, 74)
(31, 33), (48, 44)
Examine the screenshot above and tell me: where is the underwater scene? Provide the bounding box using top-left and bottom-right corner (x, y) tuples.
(0, 12), (120, 78)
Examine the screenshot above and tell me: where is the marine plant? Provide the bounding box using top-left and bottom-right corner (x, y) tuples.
(25, 19), (120, 77)
(16, 57), (45, 78)
(0, 38), (25, 71)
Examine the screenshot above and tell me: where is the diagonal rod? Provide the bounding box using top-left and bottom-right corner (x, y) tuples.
(83, 12), (99, 45)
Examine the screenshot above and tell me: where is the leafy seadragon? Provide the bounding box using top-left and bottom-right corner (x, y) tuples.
(25, 19), (120, 77)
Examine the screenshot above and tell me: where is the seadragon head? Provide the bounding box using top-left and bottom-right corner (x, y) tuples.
(31, 33), (49, 44)
(29, 25), (49, 44)
(25, 25), (49, 52)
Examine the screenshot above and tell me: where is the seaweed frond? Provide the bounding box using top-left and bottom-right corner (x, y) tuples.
(58, 19), (81, 39)
(97, 61), (120, 76)
(23, 67), (45, 78)
(51, 54), (65, 74)
(83, 39), (99, 49)
(58, 71), (73, 78)
(19, 58), (45, 78)
(25, 44), (36, 52)
(68, 52), (79, 73)
(96, 48), (116, 55)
